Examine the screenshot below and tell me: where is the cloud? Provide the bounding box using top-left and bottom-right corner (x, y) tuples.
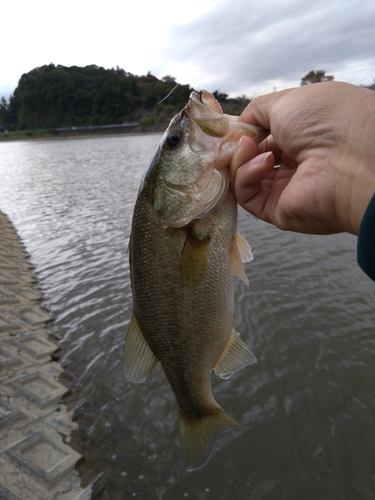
(155, 0), (375, 96)
(1, 0), (374, 100)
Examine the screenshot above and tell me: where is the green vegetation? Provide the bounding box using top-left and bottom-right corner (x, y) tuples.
(300, 70), (334, 86)
(1, 66), (374, 139)
(0, 65), (249, 134)
(0, 129), (57, 141)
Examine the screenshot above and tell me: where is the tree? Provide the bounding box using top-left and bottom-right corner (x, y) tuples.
(301, 70), (334, 86)
(4, 65), (195, 129)
(213, 90), (228, 102)
(0, 97), (7, 124)
(161, 75), (176, 84)
(364, 79), (375, 90)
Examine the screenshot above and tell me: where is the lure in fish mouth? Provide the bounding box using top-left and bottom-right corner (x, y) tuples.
(124, 90), (269, 471)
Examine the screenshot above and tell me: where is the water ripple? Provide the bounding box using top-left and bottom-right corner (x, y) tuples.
(1, 135), (375, 499)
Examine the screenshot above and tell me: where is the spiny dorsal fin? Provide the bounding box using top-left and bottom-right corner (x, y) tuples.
(179, 407), (244, 471)
(213, 329), (257, 379)
(123, 311), (158, 383)
(230, 232), (253, 285)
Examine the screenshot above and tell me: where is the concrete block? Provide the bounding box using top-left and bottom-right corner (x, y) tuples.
(0, 347), (23, 371)
(9, 286), (42, 303)
(0, 270), (18, 286)
(0, 398), (30, 453)
(0, 313), (20, 333)
(7, 370), (67, 409)
(8, 332), (57, 361)
(5, 428), (82, 487)
(13, 306), (51, 328)
(0, 289), (19, 307)
(0, 398), (28, 433)
(45, 408), (78, 437)
(0, 211), (97, 498)
(0, 484), (22, 500)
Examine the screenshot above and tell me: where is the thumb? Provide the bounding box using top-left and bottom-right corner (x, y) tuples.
(238, 88), (293, 130)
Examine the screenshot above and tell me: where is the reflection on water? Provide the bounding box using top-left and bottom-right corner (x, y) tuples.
(1, 136), (375, 499)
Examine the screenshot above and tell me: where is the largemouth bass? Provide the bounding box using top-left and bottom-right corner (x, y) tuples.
(124, 90), (268, 471)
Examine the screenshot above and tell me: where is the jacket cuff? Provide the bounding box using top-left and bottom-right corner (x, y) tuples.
(357, 193), (375, 281)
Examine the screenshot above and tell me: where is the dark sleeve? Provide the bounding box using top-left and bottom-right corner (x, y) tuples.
(357, 193), (375, 281)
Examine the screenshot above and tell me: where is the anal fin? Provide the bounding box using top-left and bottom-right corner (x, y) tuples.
(214, 329), (257, 379)
(123, 311), (158, 383)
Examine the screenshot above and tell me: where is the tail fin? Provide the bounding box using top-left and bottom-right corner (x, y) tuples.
(178, 407), (244, 471)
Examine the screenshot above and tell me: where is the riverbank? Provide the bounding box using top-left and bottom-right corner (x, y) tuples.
(0, 211), (101, 499)
(0, 125), (166, 142)
(0, 130), (56, 141)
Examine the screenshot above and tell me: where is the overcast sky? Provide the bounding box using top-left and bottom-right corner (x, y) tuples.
(2, 0), (375, 100)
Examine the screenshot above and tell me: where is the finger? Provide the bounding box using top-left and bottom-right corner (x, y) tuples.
(257, 135), (283, 163)
(230, 136), (258, 187)
(238, 88), (293, 129)
(233, 151), (275, 219)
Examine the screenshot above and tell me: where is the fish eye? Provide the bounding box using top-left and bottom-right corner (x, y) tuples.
(166, 129), (183, 149)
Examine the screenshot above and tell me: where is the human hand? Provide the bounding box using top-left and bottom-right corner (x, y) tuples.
(230, 82), (375, 235)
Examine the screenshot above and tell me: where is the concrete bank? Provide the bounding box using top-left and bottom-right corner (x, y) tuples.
(0, 211), (99, 499)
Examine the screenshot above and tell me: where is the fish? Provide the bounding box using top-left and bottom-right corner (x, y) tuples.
(124, 90), (269, 471)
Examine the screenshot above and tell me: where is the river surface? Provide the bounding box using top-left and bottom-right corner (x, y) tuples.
(1, 135), (374, 500)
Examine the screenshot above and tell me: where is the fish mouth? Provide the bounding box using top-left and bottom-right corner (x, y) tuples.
(184, 91), (227, 140)
(186, 89), (270, 148)
(187, 90), (224, 115)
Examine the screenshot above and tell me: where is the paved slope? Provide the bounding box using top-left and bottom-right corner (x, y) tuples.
(0, 211), (99, 500)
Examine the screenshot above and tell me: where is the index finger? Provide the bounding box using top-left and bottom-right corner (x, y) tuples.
(257, 135), (283, 164)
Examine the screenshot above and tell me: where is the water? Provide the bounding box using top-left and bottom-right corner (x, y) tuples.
(1, 136), (374, 500)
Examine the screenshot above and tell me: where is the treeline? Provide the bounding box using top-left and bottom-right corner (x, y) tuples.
(0, 64), (250, 131)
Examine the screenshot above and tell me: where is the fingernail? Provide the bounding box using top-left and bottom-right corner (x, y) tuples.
(249, 151), (273, 166)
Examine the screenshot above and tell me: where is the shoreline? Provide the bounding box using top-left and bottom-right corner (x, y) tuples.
(0, 127), (166, 143)
(0, 210), (101, 498)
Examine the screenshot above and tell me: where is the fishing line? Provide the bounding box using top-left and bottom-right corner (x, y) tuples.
(186, 70), (200, 93)
(158, 69), (201, 104)
(158, 83), (180, 104)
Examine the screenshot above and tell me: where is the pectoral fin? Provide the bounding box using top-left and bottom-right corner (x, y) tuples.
(235, 232), (253, 263)
(123, 311), (158, 383)
(230, 232), (253, 285)
(214, 329), (257, 379)
(180, 228), (210, 286)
